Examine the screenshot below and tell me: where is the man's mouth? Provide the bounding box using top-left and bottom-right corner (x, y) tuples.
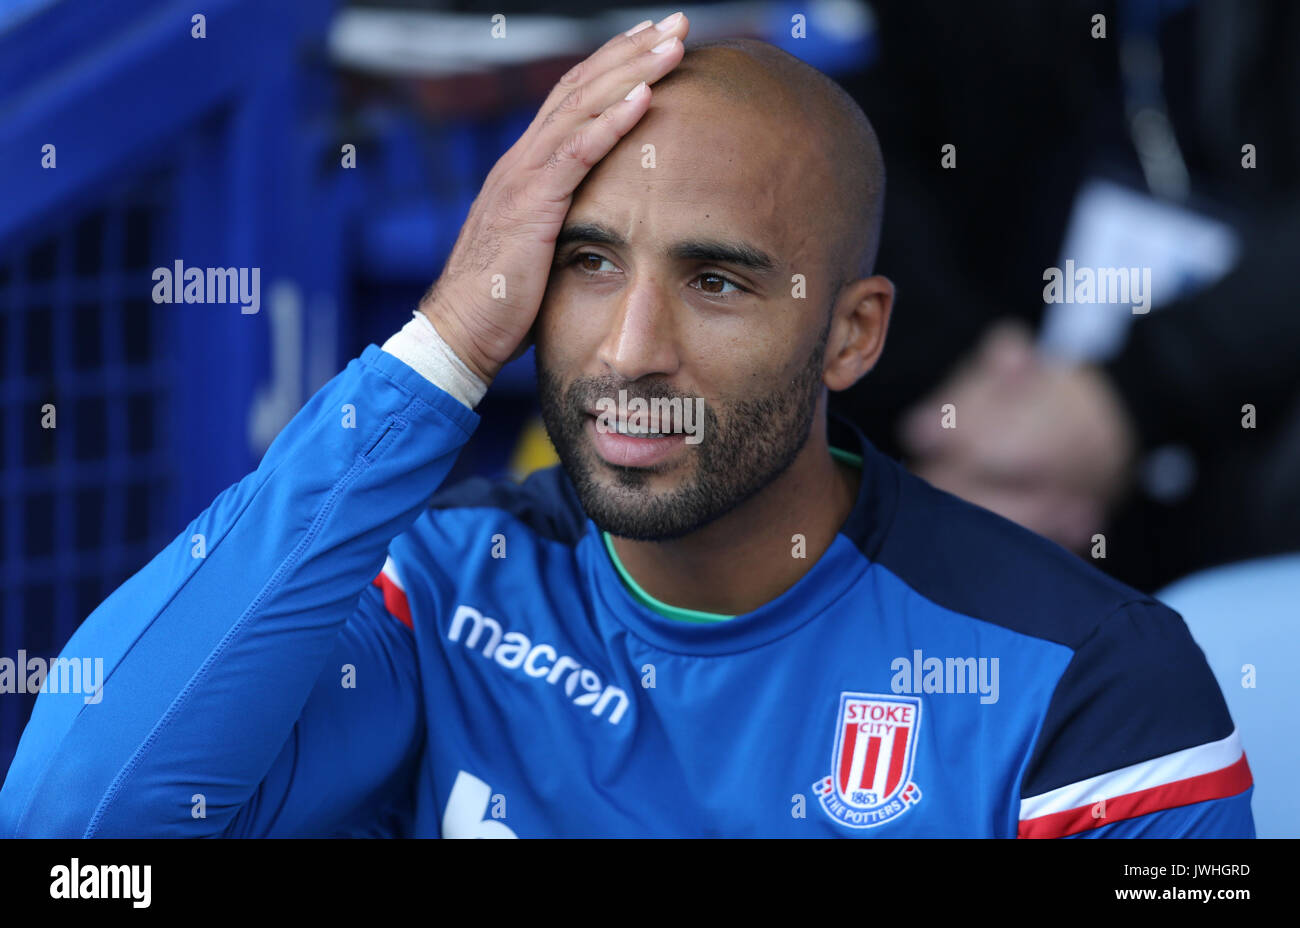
(594, 415), (675, 437)
(585, 412), (686, 468)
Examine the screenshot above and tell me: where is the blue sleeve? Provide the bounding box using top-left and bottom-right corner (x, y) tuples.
(218, 582), (425, 837)
(1069, 791), (1255, 838)
(1018, 600), (1255, 839)
(0, 345), (476, 837)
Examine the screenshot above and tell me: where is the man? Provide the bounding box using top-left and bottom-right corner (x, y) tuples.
(0, 16), (1253, 837)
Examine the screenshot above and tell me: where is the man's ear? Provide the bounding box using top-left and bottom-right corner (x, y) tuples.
(823, 275), (894, 392)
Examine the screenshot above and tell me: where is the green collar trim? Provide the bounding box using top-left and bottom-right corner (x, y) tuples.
(829, 445), (864, 468)
(602, 530), (735, 623)
(601, 447), (863, 624)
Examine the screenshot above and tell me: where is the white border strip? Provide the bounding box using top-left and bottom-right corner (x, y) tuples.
(1020, 728), (1243, 820)
(380, 555), (405, 592)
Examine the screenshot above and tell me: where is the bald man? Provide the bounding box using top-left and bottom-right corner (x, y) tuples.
(1, 15), (1253, 838)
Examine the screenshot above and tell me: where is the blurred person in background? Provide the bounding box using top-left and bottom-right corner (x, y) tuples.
(832, 0), (1300, 592)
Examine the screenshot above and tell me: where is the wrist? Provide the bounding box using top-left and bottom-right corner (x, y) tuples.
(417, 300), (501, 388)
(382, 310), (489, 409)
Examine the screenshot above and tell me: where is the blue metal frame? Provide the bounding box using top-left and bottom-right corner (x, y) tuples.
(0, 0), (341, 772)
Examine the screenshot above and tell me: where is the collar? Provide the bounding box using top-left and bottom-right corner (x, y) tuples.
(584, 414), (901, 655)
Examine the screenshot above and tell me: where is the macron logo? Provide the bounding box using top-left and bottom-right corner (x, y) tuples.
(447, 604), (630, 725)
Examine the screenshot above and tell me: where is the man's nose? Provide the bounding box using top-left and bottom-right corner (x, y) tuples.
(595, 275), (681, 381)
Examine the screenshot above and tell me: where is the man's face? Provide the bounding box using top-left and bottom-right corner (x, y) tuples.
(536, 90), (834, 541)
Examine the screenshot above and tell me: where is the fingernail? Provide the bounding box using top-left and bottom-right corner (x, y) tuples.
(655, 11), (682, 32)
(651, 36), (677, 54)
(624, 80), (647, 101)
(625, 19), (652, 36)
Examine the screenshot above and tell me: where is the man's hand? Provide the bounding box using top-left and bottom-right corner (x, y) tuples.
(898, 320), (1139, 552)
(418, 12), (690, 387)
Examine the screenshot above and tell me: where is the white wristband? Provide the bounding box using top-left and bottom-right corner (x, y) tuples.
(381, 310), (488, 409)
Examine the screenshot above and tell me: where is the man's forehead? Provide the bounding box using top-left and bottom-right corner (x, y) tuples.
(611, 94), (811, 190)
(570, 101), (823, 268)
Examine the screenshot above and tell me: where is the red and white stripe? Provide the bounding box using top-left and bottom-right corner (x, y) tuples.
(1018, 728), (1252, 838)
(840, 723), (912, 798)
(372, 556), (413, 630)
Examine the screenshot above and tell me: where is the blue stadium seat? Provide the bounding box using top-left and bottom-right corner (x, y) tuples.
(1158, 553), (1300, 838)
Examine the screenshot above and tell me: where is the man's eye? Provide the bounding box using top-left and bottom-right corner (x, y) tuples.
(692, 272), (744, 296)
(569, 253), (744, 297)
(571, 252), (616, 274)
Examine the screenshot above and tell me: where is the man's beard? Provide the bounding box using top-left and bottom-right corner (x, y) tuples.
(537, 331), (828, 542)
